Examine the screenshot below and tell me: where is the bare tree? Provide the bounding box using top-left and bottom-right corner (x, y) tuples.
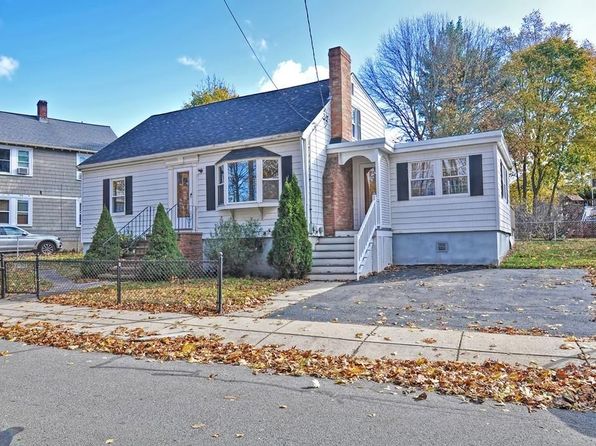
(361, 14), (503, 141)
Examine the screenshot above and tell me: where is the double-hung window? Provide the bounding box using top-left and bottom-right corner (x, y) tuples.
(441, 158), (468, 195)
(0, 149), (9, 173)
(0, 147), (32, 175)
(0, 196), (32, 226)
(111, 179), (125, 213)
(352, 108), (361, 141)
(262, 159), (280, 200)
(410, 161), (435, 197)
(500, 162), (509, 203)
(76, 153), (91, 180)
(217, 165), (225, 206)
(76, 199), (82, 228)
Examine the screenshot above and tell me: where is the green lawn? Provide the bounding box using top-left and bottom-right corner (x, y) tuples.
(501, 238), (596, 269)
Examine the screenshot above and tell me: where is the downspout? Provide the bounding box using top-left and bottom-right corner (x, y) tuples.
(300, 136), (311, 232)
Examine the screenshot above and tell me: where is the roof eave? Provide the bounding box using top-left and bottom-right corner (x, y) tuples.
(0, 139), (100, 153)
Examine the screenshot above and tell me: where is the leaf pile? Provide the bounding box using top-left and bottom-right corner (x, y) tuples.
(467, 324), (550, 337)
(1, 322), (594, 411)
(41, 278), (306, 316)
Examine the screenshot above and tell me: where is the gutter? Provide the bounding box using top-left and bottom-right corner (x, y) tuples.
(0, 140), (98, 154)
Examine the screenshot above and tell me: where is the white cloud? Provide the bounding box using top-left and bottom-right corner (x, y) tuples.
(177, 56), (206, 74)
(257, 38), (268, 51)
(0, 55), (19, 79)
(259, 60), (328, 92)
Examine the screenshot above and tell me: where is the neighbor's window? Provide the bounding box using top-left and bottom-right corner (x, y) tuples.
(76, 198), (82, 228)
(352, 108), (361, 141)
(0, 199), (8, 223)
(227, 160), (256, 203)
(410, 161), (435, 197)
(262, 159), (280, 200)
(500, 162), (509, 203)
(17, 150), (30, 171)
(0, 149), (10, 173)
(111, 179), (125, 213)
(16, 200), (30, 225)
(217, 165), (225, 206)
(76, 153), (91, 180)
(441, 158), (468, 195)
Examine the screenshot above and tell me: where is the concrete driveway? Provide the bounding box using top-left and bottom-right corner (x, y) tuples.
(270, 267), (595, 337)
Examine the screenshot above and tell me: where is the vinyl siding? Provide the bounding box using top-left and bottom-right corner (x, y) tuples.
(351, 75), (386, 140)
(81, 138), (303, 243)
(390, 144), (498, 233)
(496, 150), (512, 234)
(378, 152), (391, 228)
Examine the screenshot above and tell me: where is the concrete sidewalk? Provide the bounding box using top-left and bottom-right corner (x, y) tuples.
(0, 282), (592, 369)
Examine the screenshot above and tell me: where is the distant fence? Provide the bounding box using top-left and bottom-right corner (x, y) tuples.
(0, 254), (224, 313)
(514, 220), (596, 241)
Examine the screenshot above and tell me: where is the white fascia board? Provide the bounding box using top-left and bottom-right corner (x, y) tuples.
(79, 131), (302, 171)
(301, 102), (330, 138)
(350, 74), (388, 125)
(0, 140), (97, 154)
(328, 137), (393, 155)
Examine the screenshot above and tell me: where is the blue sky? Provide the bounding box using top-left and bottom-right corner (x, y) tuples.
(1, 0), (594, 136)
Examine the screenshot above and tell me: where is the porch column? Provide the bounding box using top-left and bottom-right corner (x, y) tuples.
(323, 153), (354, 236)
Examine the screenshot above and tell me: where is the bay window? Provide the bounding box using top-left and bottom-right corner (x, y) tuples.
(217, 158), (281, 207)
(410, 161), (435, 197)
(111, 179), (125, 213)
(441, 158), (468, 195)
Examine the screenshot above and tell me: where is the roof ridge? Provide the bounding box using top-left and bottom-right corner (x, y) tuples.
(0, 110), (113, 128)
(149, 79), (330, 120)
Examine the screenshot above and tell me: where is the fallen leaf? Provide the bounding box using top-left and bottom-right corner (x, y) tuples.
(279, 404), (288, 409)
(191, 423), (206, 429)
(355, 333), (364, 339)
(105, 440), (114, 445)
(559, 344), (575, 350)
(421, 338), (437, 344)
(0, 350), (10, 356)
(413, 392), (427, 401)
(235, 433), (244, 438)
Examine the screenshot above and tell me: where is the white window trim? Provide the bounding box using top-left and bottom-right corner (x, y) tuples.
(76, 198), (82, 228)
(352, 108), (362, 141)
(111, 178), (126, 215)
(0, 194), (33, 226)
(216, 157), (281, 208)
(0, 147), (33, 177)
(408, 157), (470, 200)
(76, 153), (91, 180)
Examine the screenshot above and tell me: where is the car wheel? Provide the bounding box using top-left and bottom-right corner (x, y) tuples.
(38, 241), (57, 255)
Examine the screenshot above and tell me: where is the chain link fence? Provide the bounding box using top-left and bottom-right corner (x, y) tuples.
(0, 254), (224, 314)
(514, 220), (596, 241)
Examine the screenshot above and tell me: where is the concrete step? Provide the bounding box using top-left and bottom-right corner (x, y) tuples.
(314, 243), (354, 252)
(316, 237), (354, 245)
(335, 230), (357, 237)
(311, 265), (355, 274)
(313, 250), (354, 259)
(312, 257), (354, 266)
(307, 273), (356, 281)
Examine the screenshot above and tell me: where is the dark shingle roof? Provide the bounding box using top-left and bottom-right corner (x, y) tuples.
(218, 146), (279, 163)
(0, 111), (117, 152)
(82, 80), (329, 166)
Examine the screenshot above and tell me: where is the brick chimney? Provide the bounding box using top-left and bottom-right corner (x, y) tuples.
(37, 100), (48, 122)
(323, 46), (354, 236)
(328, 46), (352, 143)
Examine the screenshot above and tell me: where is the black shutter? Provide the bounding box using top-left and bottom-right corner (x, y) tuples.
(469, 154), (484, 196)
(125, 176), (133, 215)
(396, 163), (409, 201)
(102, 179), (110, 210)
(281, 156), (292, 184)
(206, 165), (216, 211)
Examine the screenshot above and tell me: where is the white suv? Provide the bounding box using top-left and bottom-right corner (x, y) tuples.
(0, 224), (63, 254)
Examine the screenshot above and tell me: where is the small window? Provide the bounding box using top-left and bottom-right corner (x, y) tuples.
(76, 199), (82, 228)
(217, 165), (225, 206)
(16, 200), (30, 225)
(111, 179), (125, 213)
(0, 199), (8, 223)
(262, 159), (280, 200)
(352, 108), (361, 141)
(0, 149), (9, 173)
(500, 162), (509, 203)
(17, 150), (30, 170)
(76, 153), (91, 180)
(441, 158), (468, 195)
(227, 160), (256, 203)
(410, 161), (435, 197)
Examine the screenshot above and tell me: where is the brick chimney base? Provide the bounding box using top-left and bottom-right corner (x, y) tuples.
(323, 154), (354, 236)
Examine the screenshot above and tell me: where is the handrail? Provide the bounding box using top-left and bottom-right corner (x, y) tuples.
(101, 205), (153, 251)
(354, 195), (378, 280)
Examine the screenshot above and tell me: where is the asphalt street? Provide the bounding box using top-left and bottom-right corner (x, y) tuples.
(0, 339), (594, 445)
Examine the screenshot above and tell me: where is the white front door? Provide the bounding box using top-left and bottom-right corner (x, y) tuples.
(174, 169), (193, 230)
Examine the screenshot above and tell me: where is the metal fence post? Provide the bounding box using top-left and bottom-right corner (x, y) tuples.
(35, 254), (40, 299)
(0, 253), (5, 299)
(217, 252), (223, 314)
(553, 221), (557, 241)
(117, 261), (122, 304)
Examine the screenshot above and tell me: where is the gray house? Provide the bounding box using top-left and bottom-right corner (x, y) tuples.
(0, 101), (116, 250)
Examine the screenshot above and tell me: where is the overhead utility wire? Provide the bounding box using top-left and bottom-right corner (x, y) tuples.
(303, 0), (326, 108)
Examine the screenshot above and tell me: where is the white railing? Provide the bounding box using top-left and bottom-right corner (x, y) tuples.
(354, 195), (379, 280)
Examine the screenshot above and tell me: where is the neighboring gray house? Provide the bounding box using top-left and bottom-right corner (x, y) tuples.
(0, 101), (116, 250)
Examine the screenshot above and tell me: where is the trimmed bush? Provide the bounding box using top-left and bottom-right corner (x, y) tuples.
(82, 206), (119, 276)
(268, 175), (312, 278)
(207, 218), (262, 276)
(143, 203), (187, 280)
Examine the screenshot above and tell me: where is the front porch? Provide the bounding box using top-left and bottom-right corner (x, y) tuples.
(309, 139), (393, 280)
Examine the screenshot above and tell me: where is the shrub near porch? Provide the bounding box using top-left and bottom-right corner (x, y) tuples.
(42, 277), (305, 316)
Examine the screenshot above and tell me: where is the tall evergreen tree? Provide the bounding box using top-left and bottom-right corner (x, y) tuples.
(84, 206), (119, 261)
(268, 176), (312, 278)
(145, 203), (184, 260)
